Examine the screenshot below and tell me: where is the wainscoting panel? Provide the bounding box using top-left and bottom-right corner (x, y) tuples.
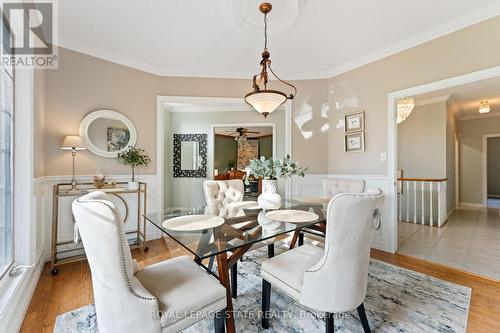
(33, 174), (163, 262)
(290, 174), (392, 252)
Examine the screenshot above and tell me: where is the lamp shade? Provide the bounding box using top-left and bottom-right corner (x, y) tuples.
(61, 135), (87, 150)
(245, 90), (287, 117)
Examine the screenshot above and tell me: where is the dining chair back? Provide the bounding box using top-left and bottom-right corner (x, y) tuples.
(203, 179), (244, 206)
(72, 191), (161, 333)
(322, 178), (365, 198)
(300, 188), (384, 313)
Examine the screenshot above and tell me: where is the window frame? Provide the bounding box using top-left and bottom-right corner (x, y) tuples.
(0, 16), (16, 281)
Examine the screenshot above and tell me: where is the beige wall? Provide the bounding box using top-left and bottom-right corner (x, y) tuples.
(40, 15), (500, 179)
(459, 117), (500, 204)
(488, 137), (500, 197)
(40, 48), (328, 178)
(327, 16), (500, 175)
(397, 102), (447, 178)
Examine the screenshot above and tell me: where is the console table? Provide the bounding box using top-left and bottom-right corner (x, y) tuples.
(50, 182), (148, 275)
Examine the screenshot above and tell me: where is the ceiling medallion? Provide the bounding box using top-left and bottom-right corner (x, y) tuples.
(230, 0), (305, 34)
(245, 2), (297, 118)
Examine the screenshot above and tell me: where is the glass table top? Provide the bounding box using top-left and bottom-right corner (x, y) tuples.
(144, 200), (327, 259)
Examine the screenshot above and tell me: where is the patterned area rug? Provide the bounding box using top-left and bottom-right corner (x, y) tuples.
(54, 246), (471, 333)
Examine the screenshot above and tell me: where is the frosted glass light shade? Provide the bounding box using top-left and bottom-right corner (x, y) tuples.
(396, 98), (415, 124)
(245, 90), (287, 117)
(61, 135), (87, 150)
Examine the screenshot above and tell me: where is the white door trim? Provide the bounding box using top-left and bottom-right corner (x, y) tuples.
(482, 133), (500, 206)
(388, 65), (500, 253)
(156, 96), (293, 207)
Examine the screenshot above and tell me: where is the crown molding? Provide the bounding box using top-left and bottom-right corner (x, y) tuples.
(458, 111), (500, 121)
(58, 3), (500, 80)
(325, 3), (500, 79)
(446, 95), (460, 119)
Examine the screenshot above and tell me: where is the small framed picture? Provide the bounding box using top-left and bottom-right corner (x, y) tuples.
(344, 111), (365, 133)
(345, 132), (365, 152)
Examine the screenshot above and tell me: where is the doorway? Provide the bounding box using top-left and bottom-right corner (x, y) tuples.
(484, 134), (500, 208)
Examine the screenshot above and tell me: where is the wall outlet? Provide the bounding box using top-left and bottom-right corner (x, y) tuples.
(380, 153), (387, 162)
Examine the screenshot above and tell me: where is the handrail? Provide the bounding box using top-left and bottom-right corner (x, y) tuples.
(398, 178), (447, 182)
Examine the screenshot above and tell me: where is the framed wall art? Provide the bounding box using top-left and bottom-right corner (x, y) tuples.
(344, 110), (365, 133)
(344, 132), (365, 152)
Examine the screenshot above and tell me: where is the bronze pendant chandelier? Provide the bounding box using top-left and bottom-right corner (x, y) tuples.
(245, 2), (297, 118)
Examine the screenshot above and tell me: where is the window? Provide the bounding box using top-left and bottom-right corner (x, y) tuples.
(0, 21), (14, 279)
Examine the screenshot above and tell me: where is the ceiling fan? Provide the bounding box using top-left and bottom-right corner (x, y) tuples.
(224, 127), (260, 143)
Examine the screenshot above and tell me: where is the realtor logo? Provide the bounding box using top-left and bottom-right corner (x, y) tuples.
(1, 1), (58, 68)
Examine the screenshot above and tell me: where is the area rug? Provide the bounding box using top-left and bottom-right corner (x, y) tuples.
(54, 246), (471, 333)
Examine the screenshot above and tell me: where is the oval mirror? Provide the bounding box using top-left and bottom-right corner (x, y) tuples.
(79, 110), (137, 158)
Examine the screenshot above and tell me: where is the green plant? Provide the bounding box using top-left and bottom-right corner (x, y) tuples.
(244, 154), (307, 184)
(227, 160), (236, 169)
(116, 146), (151, 181)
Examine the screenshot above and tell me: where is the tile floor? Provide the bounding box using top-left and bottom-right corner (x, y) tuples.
(398, 206), (500, 281)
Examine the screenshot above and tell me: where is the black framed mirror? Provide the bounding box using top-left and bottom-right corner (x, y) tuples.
(173, 134), (207, 177)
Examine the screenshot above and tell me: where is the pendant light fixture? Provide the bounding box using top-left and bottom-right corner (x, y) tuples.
(396, 97), (415, 124)
(479, 100), (490, 114)
(245, 2), (297, 118)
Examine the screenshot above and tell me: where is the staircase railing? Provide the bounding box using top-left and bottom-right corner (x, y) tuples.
(397, 177), (448, 227)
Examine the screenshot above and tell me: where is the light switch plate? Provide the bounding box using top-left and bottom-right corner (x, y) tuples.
(380, 153), (387, 162)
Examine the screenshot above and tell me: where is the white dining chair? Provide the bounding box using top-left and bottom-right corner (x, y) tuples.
(295, 179), (367, 247)
(261, 188), (384, 333)
(203, 179), (275, 299)
(203, 179), (244, 206)
(72, 191), (227, 333)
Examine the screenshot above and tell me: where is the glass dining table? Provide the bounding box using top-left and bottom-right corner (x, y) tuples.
(144, 199), (327, 333)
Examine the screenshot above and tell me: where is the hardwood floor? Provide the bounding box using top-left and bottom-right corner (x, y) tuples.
(20, 239), (500, 333)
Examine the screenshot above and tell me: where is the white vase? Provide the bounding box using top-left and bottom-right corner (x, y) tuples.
(127, 181), (139, 190)
(258, 179), (282, 210)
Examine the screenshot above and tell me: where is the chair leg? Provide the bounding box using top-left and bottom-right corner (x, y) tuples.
(230, 262), (237, 299)
(267, 243), (275, 258)
(208, 256), (215, 271)
(262, 279), (271, 329)
(214, 308), (226, 333)
(298, 232), (304, 246)
(325, 312), (334, 333)
(357, 303), (371, 333)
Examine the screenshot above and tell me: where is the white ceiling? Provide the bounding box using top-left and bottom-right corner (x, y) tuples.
(57, 0), (500, 79)
(413, 75), (500, 119)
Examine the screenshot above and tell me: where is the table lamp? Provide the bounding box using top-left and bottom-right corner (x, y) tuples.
(60, 135), (87, 193)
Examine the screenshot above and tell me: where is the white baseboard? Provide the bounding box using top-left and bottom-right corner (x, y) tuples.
(460, 202), (484, 208)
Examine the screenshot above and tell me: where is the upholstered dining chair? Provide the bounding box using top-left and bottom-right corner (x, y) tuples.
(294, 178), (367, 248)
(261, 188), (384, 333)
(322, 178), (365, 198)
(202, 179), (275, 299)
(72, 191), (227, 333)
(203, 179), (245, 206)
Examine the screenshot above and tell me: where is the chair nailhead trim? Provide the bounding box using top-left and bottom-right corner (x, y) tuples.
(76, 198), (157, 302)
(165, 296), (226, 328)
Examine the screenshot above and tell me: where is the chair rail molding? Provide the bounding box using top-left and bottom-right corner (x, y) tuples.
(33, 174), (162, 263)
(387, 64), (500, 253)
